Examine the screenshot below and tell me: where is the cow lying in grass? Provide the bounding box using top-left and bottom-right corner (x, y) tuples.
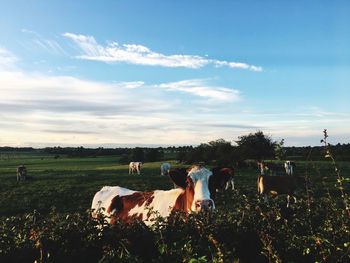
(257, 175), (300, 207)
(91, 165), (227, 225)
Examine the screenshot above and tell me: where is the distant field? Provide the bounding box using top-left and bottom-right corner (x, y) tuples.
(0, 152), (349, 217)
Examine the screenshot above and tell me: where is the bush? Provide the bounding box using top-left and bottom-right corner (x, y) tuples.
(1, 190), (349, 262)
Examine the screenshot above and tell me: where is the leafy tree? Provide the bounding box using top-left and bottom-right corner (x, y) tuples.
(275, 139), (286, 160)
(130, 147), (144, 162)
(182, 139), (235, 166)
(236, 131), (276, 161)
(144, 148), (163, 162)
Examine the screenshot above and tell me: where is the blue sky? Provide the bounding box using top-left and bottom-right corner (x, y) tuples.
(0, 1), (349, 147)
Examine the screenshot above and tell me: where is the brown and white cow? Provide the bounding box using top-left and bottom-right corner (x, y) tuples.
(129, 162), (142, 175)
(91, 165), (223, 225)
(257, 175), (299, 207)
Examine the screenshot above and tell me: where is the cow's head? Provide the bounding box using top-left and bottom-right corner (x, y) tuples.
(170, 165), (215, 212)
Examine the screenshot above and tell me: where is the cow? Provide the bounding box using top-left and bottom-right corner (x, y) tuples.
(17, 165), (27, 182)
(257, 161), (285, 176)
(129, 162), (142, 175)
(91, 165), (225, 225)
(210, 167), (235, 199)
(160, 162), (171, 176)
(257, 175), (299, 207)
(284, 161), (296, 176)
(257, 161), (268, 176)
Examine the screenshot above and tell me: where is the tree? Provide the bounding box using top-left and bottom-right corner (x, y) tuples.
(236, 131), (276, 160)
(144, 148), (163, 162)
(275, 139), (286, 160)
(130, 147), (144, 162)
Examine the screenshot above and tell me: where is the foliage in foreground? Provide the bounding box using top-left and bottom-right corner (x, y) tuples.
(1, 191), (349, 263)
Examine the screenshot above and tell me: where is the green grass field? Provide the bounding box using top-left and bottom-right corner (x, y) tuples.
(1, 152), (349, 217)
(1, 152), (349, 262)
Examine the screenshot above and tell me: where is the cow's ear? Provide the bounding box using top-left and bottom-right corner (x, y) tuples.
(169, 170), (188, 189)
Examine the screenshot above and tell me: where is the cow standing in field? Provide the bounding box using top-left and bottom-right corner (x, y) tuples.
(210, 167), (235, 198)
(160, 162), (171, 176)
(129, 162), (142, 175)
(17, 165), (27, 182)
(257, 161), (268, 176)
(91, 165), (226, 225)
(257, 175), (299, 207)
(257, 161), (285, 176)
(284, 161), (296, 176)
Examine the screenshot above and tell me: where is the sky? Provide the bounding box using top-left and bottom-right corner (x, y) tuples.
(0, 0), (349, 147)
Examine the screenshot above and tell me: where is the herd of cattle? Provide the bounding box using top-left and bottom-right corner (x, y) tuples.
(15, 160), (297, 225)
(91, 160), (298, 225)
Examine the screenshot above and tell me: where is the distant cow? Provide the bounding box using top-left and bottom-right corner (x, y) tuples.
(257, 175), (299, 207)
(17, 165), (27, 182)
(91, 165), (226, 225)
(129, 162), (142, 175)
(284, 161), (296, 176)
(210, 167), (235, 198)
(160, 163), (171, 176)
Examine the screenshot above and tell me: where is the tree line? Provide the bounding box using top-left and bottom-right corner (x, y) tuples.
(1, 131), (349, 163)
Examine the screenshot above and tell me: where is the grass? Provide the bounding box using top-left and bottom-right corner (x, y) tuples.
(1, 152), (349, 262)
(0, 152), (349, 217)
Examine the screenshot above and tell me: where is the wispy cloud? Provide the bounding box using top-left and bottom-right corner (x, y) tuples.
(63, 33), (262, 71)
(158, 79), (241, 101)
(22, 29), (67, 55)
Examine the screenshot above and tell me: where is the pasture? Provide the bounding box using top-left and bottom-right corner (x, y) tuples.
(1, 152), (349, 262)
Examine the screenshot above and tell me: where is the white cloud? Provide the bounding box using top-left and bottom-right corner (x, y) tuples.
(0, 47), (17, 69)
(158, 79), (241, 101)
(63, 32), (262, 71)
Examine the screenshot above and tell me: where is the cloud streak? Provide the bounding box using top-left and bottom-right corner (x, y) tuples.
(22, 29), (67, 55)
(158, 79), (241, 101)
(63, 33), (262, 71)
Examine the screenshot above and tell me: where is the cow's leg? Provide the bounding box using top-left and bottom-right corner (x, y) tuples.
(231, 179), (235, 190)
(225, 181), (229, 190)
(17, 173), (20, 182)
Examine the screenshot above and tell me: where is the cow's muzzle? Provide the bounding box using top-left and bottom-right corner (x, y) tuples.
(195, 199), (214, 212)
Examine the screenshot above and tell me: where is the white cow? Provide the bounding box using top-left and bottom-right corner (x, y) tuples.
(129, 162), (142, 175)
(284, 161), (296, 176)
(160, 162), (171, 176)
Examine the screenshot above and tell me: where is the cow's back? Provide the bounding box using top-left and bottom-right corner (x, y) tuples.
(258, 176), (297, 195)
(91, 186), (136, 218)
